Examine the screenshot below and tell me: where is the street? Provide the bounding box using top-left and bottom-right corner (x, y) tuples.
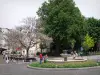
(0, 64), (100, 75)
(0, 55), (100, 75)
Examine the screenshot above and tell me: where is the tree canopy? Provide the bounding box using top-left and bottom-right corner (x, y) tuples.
(86, 17), (100, 42)
(37, 0), (86, 55)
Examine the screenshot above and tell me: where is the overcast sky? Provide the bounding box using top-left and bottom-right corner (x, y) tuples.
(0, 0), (100, 29)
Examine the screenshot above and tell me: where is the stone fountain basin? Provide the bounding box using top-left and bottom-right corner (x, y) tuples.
(48, 59), (87, 63)
(60, 54), (71, 57)
(48, 56), (87, 63)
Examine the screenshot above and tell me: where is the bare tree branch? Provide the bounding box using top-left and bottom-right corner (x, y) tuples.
(5, 17), (38, 58)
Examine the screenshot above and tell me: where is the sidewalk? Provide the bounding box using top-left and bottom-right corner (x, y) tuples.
(1, 55), (100, 64)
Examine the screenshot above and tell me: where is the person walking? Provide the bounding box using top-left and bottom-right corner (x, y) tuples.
(73, 51), (78, 59)
(39, 53), (43, 64)
(44, 54), (48, 63)
(2, 51), (5, 59)
(5, 53), (9, 63)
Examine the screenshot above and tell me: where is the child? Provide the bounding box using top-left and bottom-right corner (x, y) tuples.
(44, 54), (48, 63)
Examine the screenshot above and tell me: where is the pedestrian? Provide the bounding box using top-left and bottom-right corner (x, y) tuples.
(44, 54), (48, 63)
(2, 51), (5, 59)
(39, 53), (43, 64)
(80, 51), (83, 58)
(73, 51), (78, 59)
(80, 47), (83, 58)
(80, 47), (83, 51)
(5, 53), (9, 63)
(22, 51), (26, 62)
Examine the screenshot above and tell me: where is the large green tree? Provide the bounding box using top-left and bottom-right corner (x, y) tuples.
(37, 0), (86, 55)
(86, 17), (100, 42)
(86, 17), (100, 51)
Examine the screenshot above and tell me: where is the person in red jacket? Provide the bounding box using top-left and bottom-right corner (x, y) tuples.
(39, 53), (43, 64)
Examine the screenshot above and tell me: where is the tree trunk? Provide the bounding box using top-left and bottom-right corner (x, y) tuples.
(55, 43), (60, 56)
(50, 42), (54, 56)
(54, 39), (61, 56)
(25, 48), (29, 62)
(41, 48), (43, 53)
(26, 49), (29, 59)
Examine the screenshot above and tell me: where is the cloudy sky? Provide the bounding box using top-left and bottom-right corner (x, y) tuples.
(0, 0), (100, 29)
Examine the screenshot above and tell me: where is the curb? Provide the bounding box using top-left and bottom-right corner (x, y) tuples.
(27, 65), (100, 71)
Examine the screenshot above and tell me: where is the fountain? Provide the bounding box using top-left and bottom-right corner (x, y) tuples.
(48, 50), (87, 63)
(60, 50), (71, 61)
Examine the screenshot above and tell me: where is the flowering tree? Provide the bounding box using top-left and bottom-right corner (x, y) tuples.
(82, 34), (95, 51)
(5, 17), (38, 59)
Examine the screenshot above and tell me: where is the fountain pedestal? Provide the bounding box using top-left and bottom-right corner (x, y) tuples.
(60, 53), (70, 61)
(64, 57), (67, 61)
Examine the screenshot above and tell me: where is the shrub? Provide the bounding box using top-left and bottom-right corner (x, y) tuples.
(36, 52), (40, 55)
(29, 61), (99, 68)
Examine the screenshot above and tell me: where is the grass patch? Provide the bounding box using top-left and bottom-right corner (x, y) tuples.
(29, 61), (100, 68)
(97, 62), (100, 66)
